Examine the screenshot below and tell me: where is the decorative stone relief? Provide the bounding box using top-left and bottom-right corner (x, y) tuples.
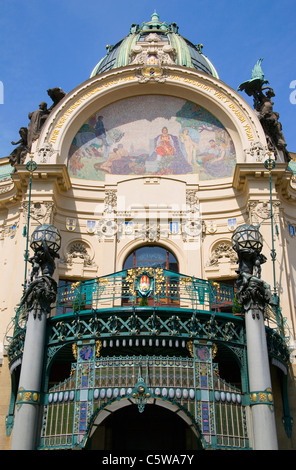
(182, 220), (202, 241)
(96, 218), (119, 240)
(36, 142), (55, 163)
(244, 141), (271, 163)
(135, 223), (167, 242)
(61, 241), (94, 267)
(130, 35), (176, 66)
(104, 190), (117, 214)
(248, 200), (280, 225)
(186, 190), (200, 215)
(22, 202), (55, 225)
(132, 35), (176, 83)
(206, 241), (237, 266)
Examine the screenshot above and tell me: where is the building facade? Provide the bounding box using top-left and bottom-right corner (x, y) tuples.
(1, 13), (296, 450)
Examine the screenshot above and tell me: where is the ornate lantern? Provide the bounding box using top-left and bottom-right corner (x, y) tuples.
(231, 223), (263, 255)
(30, 224), (61, 253)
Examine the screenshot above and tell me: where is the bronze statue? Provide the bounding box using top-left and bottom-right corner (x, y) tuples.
(21, 230), (60, 317)
(9, 87), (67, 159)
(8, 127), (28, 166)
(28, 237), (60, 281)
(47, 87), (66, 112)
(238, 59), (289, 160)
(232, 225), (276, 318)
(27, 102), (49, 150)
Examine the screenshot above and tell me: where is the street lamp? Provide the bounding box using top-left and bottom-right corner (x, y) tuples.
(29, 224), (61, 280)
(23, 155), (37, 289)
(231, 222), (278, 449)
(30, 224), (61, 253)
(264, 155), (278, 303)
(232, 223), (263, 253)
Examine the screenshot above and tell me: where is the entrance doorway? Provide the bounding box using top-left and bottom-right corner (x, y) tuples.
(87, 404), (200, 450)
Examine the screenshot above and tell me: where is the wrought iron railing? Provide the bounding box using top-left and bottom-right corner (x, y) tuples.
(5, 269), (290, 367)
(55, 268), (235, 316)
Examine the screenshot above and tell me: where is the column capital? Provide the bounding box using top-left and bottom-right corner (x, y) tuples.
(16, 387), (41, 410)
(249, 387), (274, 411)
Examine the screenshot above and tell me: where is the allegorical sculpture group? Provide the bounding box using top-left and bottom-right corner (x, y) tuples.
(8, 88), (66, 167)
(238, 58), (289, 161)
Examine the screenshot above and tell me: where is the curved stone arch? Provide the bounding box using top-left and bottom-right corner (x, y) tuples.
(116, 237), (185, 274)
(81, 394), (204, 449)
(34, 65), (267, 170)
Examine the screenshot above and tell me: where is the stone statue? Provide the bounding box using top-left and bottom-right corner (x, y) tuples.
(238, 59), (289, 160)
(8, 127), (28, 166)
(26, 88), (66, 150)
(47, 87), (66, 112)
(27, 102), (49, 150)
(10, 87), (66, 158)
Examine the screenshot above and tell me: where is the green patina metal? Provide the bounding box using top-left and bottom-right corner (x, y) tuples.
(38, 345), (250, 450)
(90, 12), (219, 78)
(5, 269), (289, 368)
(5, 268), (290, 448)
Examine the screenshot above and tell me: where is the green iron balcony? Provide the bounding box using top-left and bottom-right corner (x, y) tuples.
(55, 268), (235, 316)
(5, 268), (290, 368)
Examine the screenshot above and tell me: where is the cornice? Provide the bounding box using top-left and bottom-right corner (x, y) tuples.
(232, 162), (288, 191)
(12, 164), (72, 194)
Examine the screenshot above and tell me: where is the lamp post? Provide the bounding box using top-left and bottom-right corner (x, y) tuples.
(23, 155), (37, 290)
(264, 156), (279, 305)
(11, 224), (61, 450)
(232, 224), (278, 450)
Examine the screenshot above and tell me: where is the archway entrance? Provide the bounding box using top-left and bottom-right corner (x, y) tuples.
(86, 404), (200, 450)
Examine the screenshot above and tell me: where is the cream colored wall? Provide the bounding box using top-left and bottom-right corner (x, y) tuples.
(0, 65), (296, 449)
(0, 357), (12, 450)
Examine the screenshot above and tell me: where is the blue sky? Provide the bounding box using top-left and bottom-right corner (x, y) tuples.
(0, 0), (295, 158)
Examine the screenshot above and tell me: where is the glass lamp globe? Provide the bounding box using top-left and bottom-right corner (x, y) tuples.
(231, 224), (263, 254)
(30, 224), (61, 253)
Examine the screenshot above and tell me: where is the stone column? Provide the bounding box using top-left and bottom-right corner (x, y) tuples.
(10, 308), (47, 449)
(245, 308), (278, 449)
(232, 224), (278, 450)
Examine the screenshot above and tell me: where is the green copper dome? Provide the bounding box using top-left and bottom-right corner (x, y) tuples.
(90, 13), (219, 78)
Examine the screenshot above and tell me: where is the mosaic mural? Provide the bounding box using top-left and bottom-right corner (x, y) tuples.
(68, 96), (236, 181)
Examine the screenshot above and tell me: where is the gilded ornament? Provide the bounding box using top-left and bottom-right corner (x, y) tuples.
(96, 340), (102, 357)
(72, 343), (77, 359)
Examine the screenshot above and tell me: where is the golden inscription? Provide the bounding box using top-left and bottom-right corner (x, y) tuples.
(49, 76), (135, 143)
(49, 73), (254, 144)
(169, 75), (254, 141)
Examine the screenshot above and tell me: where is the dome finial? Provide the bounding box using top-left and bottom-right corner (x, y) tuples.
(151, 11), (160, 22)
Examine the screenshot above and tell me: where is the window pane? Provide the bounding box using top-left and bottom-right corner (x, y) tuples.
(123, 246), (178, 272)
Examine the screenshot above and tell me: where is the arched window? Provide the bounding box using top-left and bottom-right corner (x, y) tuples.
(123, 246), (178, 272)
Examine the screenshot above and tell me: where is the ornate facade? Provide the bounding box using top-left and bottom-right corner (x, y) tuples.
(0, 13), (295, 450)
